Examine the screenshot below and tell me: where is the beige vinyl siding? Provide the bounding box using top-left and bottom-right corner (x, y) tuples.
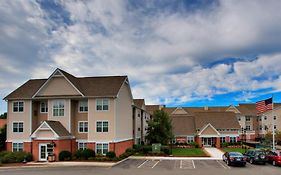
(72, 100), (88, 139)
(115, 83), (133, 140)
(36, 76), (81, 96)
(7, 100), (32, 141)
(88, 98), (115, 141)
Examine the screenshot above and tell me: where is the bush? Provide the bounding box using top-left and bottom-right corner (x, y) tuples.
(133, 144), (142, 152)
(59, 151), (72, 161)
(75, 149), (95, 160)
(125, 148), (135, 155)
(142, 145), (152, 154)
(189, 142), (199, 148)
(161, 146), (171, 155)
(0, 151), (32, 163)
(119, 152), (130, 159)
(106, 151), (116, 159)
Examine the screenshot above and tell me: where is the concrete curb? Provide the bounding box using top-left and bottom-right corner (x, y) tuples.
(129, 156), (222, 160)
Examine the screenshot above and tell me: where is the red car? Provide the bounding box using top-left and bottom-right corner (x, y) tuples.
(266, 150), (281, 166)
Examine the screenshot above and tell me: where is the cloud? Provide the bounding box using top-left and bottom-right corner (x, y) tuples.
(1, 0), (281, 113)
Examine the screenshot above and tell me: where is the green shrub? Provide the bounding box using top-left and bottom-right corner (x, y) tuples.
(189, 142), (199, 148)
(59, 151), (72, 161)
(0, 152), (32, 163)
(81, 149), (95, 160)
(141, 145), (152, 154)
(106, 151), (116, 159)
(133, 144), (142, 152)
(125, 148), (135, 155)
(161, 146), (171, 155)
(119, 152), (130, 159)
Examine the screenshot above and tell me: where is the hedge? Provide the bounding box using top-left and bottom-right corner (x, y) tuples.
(0, 151), (32, 163)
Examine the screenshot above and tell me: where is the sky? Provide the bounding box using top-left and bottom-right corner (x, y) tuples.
(1, 0), (281, 114)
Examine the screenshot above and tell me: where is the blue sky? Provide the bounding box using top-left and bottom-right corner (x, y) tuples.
(1, 0), (281, 114)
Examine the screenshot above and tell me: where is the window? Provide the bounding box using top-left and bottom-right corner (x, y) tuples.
(259, 117), (262, 121)
(274, 116), (277, 120)
(79, 101), (88, 112)
(246, 116), (251, 121)
(138, 127), (141, 131)
(40, 101), (48, 113)
(96, 99), (109, 111)
(78, 142), (87, 150)
(220, 137), (226, 143)
(230, 137), (237, 143)
(96, 121), (109, 132)
(264, 116), (267, 120)
(264, 125), (268, 130)
(274, 125), (277, 129)
(12, 142), (23, 152)
(96, 143), (109, 155)
(246, 125), (251, 131)
(13, 101), (24, 112)
(238, 117), (241, 121)
(187, 136), (194, 143)
(13, 122), (23, 132)
(53, 100), (64, 116)
(260, 125), (263, 130)
(78, 121), (88, 133)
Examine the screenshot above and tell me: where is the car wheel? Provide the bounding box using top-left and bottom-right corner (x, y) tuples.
(273, 161), (276, 166)
(249, 158), (254, 164)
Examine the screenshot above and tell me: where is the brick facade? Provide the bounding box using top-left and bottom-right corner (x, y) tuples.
(109, 139), (134, 156)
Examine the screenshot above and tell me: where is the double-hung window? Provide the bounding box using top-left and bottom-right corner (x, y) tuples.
(53, 100), (64, 116)
(40, 101), (48, 113)
(246, 116), (251, 121)
(96, 121), (108, 132)
(187, 136), (194, 143)
(246, 125), (251, 131)
(13, 101), (24, 112)
(12, 142), (23, 152)
(79, 101), (88, 112)
(13, 122), (23, 133)
(96, 143), (109, 155)
(96, 99), (109, 111)
(78, 121), (88, 133)
(220, 137), (226, 143)
(230, 137), (237, 143)
(78, 142), (87, 150)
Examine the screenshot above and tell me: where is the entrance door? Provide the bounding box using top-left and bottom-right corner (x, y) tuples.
(39, 144), (47, 161)
(39, 144), (54, 161)
(203, 138), (213, 147)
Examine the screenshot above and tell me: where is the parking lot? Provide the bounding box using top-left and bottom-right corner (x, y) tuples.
(113, 158), (280, 171)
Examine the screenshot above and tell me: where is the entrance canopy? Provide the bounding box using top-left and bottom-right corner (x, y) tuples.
(198, 123), (220, 137)
(31, 121), (73, 140)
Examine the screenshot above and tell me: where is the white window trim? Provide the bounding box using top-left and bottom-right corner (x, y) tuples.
(78, 121), (88, 133)
(12, 121), (24, 133)
(78, 100), (88, 113)
(95, 142), (109, 155)
(12, 101), (24, 113)
(12, 142), (24, 152)
(40, 101), (48, 113)
(77, 141), (87, 150)
(96, 120), (109, 133)
(52, 100), (65, 117)
(95, 99), (109, 112)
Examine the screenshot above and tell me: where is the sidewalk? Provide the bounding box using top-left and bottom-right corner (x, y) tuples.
(203, 148), (224, 160)
(0, 161), (115, 169)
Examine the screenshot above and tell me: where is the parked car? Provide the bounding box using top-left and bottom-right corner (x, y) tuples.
(244, 149), (266, 164)
(222, 152), (246, 166)
(266, 150), (281, 166)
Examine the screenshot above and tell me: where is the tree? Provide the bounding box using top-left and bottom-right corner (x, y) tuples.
(0, 112), (7, 119)
(0, 124), (7, 151)
(145, 109), (173, 145)
(264, 130), (281, 145)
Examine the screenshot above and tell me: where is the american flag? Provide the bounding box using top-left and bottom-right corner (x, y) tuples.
(256, 97), (273, 114)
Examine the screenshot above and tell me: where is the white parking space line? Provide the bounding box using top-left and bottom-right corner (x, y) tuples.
(192, 160), (195, 169)
(137, 160), (148, 168)
(216, 160), (230, 169)
(152, 160), (160, 168)
(180, 160), (194, 169)
(180, 160), (183, 169)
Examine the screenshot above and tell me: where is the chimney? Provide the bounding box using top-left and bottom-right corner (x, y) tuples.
(204, 106), (208, 111)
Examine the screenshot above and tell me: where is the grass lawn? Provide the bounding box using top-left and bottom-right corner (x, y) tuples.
(172, 148), (207, 157)
(222, 147), (247, 154)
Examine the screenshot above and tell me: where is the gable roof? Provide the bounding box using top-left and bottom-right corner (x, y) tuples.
(194, 112), (240, 129)
(171, 115), (196, 135)
(145, 105), (161, 115)
(133, 99), (145, 109)
(4, 68), (127, 100)
(198, 123), (220, 136)
(30, 120), (72, 139)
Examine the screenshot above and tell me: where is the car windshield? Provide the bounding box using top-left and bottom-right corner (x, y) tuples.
(229, 152), (243, 156)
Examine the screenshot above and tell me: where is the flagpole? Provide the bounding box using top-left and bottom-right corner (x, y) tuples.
(272, 94), (275, 150)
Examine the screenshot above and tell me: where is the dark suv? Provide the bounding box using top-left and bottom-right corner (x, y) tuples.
(244, 149), (266, 164)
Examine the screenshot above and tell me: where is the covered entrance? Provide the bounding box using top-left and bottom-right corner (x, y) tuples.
(198, 123), (221, 148)
(202, 137), (214, 147)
